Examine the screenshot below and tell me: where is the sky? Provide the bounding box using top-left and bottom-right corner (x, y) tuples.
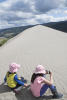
(0, 0), (67, 29)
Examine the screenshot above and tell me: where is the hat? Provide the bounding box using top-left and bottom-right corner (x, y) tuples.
(9, 63), (20, 73)
(34, 65), (46, 74)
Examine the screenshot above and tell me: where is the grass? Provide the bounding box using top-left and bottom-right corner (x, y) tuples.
(0, 38), (9, 46)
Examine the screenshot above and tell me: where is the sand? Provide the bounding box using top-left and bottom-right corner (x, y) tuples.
(0, 25), (67, 100)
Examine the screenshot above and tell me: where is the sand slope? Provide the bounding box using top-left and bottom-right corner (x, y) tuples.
(0, 25), (67, 100)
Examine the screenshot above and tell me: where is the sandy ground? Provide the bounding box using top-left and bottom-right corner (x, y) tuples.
(0, 25), (67, 100)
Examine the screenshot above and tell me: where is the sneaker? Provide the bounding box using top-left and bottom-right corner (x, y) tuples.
(21, 77), (27, 83)
(52, 93), (63, 99)
(14, 89), (20, 94)
(21, 77), (24, 80)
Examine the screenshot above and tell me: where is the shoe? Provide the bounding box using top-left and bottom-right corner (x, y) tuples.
(23, 79), (27, 83)
(21, 77), (27, 83)
(51, 86), (63, 99)
(52, 93), (63, 99)
(20, 77), (24, 80)
(14, 89), (20, 94)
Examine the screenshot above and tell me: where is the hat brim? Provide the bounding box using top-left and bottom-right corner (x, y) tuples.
(9, 68), (18, 73)
(13, 68), (18, 73)
(34, 70), (46, 74)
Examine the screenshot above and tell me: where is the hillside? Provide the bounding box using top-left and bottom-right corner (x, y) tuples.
(0, 25), (34, 46)
(0, 21), (67, 46)
(0, 25), (34, 38)
(43, 20), (67, 33)
(0, 21), (67, 38)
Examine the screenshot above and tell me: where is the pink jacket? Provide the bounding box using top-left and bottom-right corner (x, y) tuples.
(30, 76), (45, 97)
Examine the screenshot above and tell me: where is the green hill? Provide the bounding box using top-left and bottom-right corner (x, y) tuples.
(0, 25), (34, 46)
(0, 25), (34, 38)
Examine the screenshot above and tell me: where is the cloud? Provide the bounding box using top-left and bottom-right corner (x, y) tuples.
(0, 0), (33, 12)
(0, 0), (66, 13)
(64, 10), (67, 14)
(9, 1), (32, 12)
(34, 0), (66, 13)
(35, 14), (67, 23)
(0, 0), (67, 29)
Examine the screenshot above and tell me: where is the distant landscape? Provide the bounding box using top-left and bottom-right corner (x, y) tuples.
(44, 20), (67, 33)
(0, 25), (34, 46)
(0, 20), (67, 46)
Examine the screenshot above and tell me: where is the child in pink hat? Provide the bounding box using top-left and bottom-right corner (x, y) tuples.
(4, 63), (28, 93)
(30, 65), (63, 99)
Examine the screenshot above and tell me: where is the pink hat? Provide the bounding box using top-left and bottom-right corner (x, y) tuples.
(9, 63), (20, 73)
(34, 65), (46, 74)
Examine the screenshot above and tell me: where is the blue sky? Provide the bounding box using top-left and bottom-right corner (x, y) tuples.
(0, 0), (5, 1)
(0, 0), (67, 29)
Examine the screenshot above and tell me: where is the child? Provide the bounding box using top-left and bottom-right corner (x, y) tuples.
(4, 63), (28, 93)
(30, 65), (63, 99)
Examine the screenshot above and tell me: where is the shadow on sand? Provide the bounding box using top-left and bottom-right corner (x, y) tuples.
(0, 84), (52, 100)
(15, 86), (53, 100)
(0, 83), (11, 93)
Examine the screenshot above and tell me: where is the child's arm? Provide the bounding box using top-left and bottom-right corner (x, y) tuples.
(42, 71), (53, 85)
(14, 74), (25, 86)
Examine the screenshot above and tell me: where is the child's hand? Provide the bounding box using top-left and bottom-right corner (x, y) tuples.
(46, 70), (51, 74)
(49, 71), (52, 75)
(24, 83), (28, 87)
(46, 70), (49, 74)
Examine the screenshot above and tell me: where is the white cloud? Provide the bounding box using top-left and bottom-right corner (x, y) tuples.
(26, 18), (39, 25)
(0, 20), (15, 29)
(64, 10), (67, 14)
(0, 0), (67, 29)
(15, 12), (34, 18)
(35, 13), (67, 23)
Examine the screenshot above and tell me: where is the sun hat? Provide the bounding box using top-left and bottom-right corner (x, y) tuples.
(9, 63), (20, 73)
(34, 65), (46, 74)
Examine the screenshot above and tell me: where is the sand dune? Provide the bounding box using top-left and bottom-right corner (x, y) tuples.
(0, 25), (67, 100)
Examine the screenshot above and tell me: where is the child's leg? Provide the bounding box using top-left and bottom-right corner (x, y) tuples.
(40, 84), (49, 96)
(11, 84), (22, 90)
(15, 84), (22, 89)
(40, 84), (55, 96)
(49, 84), (55, 91)
(49, 85), (63, 99)
(40, 84), (63, 98)
(13, 84), (23, 93)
